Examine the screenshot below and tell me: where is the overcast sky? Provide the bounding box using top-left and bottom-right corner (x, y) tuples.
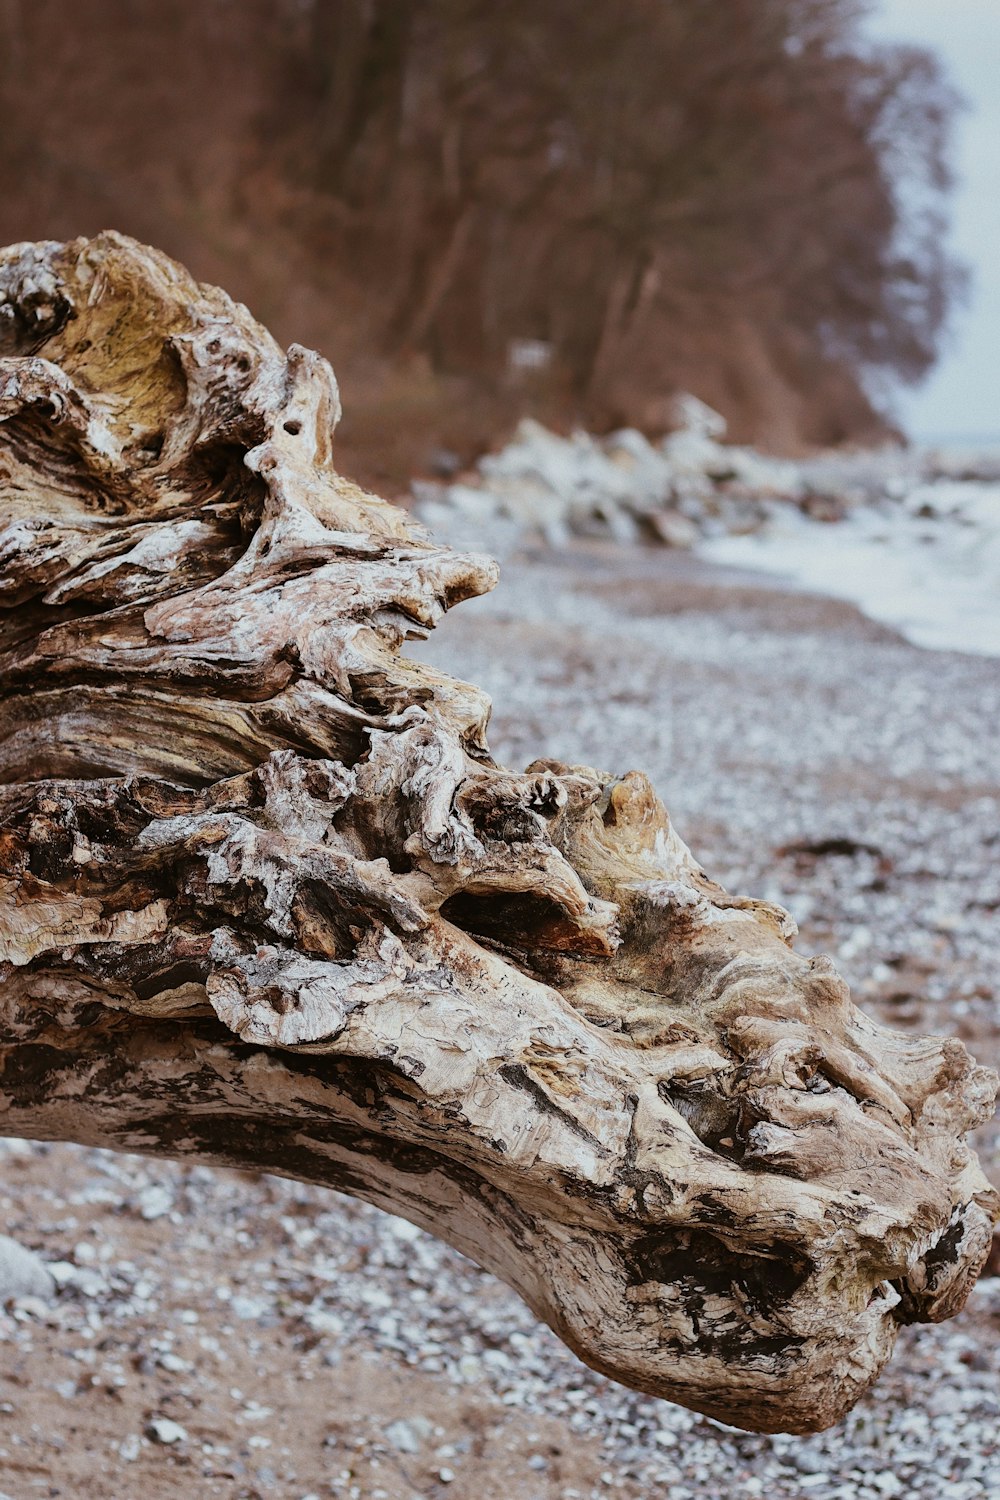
(868, 1), (1000, 440)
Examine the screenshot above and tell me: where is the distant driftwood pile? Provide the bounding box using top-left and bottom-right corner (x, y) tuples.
(0, 233), (996, 1434)
(415, 400), (813, 548)
(414, 402), (1000, 552)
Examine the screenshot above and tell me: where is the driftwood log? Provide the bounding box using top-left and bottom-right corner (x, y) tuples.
(0, 233), (996, 1434)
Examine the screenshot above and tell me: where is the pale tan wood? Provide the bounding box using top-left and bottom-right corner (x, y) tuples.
(0, 232), (995, 1433)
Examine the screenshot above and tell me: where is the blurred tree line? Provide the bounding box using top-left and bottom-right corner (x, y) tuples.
(291, 0), (960, 394)
(0, 0), (964, 472)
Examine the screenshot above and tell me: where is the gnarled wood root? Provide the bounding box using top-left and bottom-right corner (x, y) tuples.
(0, 233), (996, 1433)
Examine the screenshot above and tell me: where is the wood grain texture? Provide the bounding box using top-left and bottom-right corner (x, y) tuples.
(0, 232), (996, 1433)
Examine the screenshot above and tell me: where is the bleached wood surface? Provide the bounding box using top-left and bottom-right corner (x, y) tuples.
(0, 233), (995, 1433)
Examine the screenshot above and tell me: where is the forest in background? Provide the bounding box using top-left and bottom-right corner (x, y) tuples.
(0, 0), (963, 486)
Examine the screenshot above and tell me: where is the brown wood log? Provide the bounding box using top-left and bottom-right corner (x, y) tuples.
(0, 232), (995, 1433)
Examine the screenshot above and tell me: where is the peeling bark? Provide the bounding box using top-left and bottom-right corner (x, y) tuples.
(0, 232), (996, 1434)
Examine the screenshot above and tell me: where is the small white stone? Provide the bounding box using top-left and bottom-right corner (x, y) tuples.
(137, 1184), (174, 1221)
(387, 1217), (422, 1244)
(11, 1294), (50, 1319)
(147, 1417), (187, 1445)
(385, 1418), (431, 1454)
(119, 1433), (142, 1462)
(158, 1352), (191, 1374)
(0, 1236), (55, 1302)
(241, 1402), (274, 1422)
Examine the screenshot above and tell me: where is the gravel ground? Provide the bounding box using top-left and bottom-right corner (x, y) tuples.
(2, 540), (998, 1500)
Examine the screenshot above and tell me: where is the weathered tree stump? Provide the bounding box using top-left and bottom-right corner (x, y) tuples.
(0, 233), (995, 1433)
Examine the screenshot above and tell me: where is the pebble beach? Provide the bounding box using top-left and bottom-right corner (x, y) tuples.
(2, 527), (998, 1500)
